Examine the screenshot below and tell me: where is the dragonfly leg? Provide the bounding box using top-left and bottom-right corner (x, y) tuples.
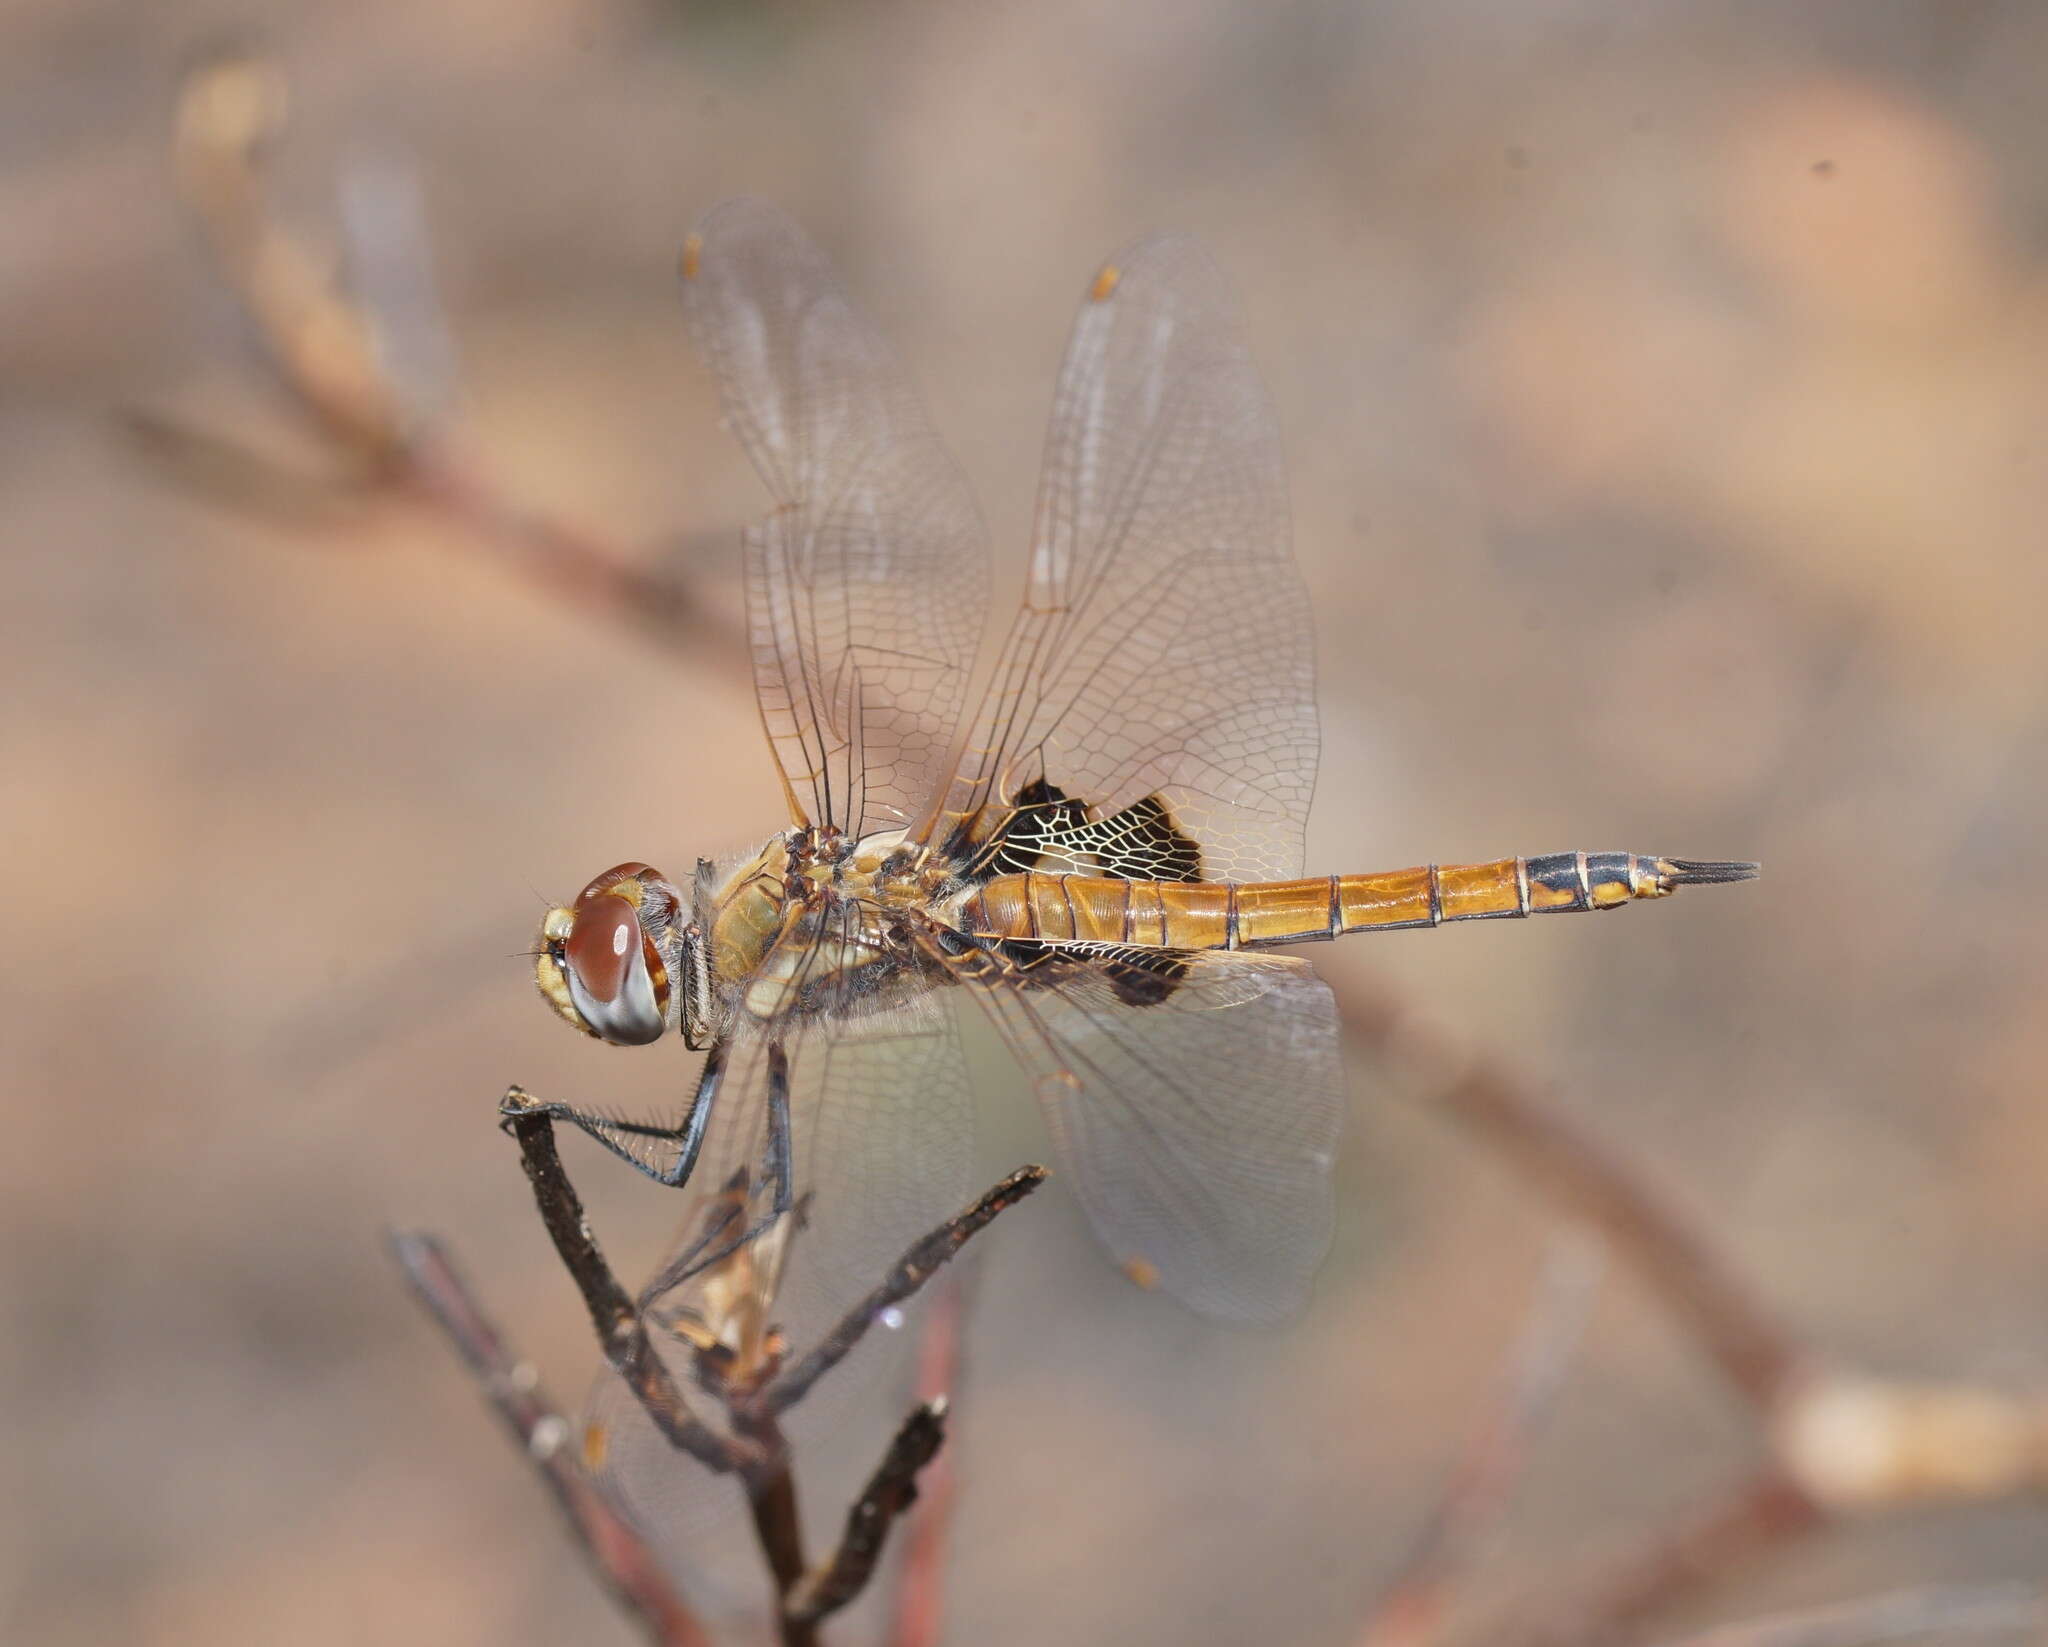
(758, 1039), (796, 1225)
(501, 1040), (725, 1189)
(643, 1041), (799, 1296)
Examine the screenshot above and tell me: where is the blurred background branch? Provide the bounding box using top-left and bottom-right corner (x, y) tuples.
(141, 42), (739, 663)
(1649, 1584), (2048, 1647)
(1359, 1235), (1605, 1647)
(1345, 976), (2048, 1646)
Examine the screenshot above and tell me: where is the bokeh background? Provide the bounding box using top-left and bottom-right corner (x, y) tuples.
(7, 1), (2048, 1642)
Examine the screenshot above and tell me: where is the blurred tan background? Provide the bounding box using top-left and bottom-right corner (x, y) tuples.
(7, 1), (2048, 1642)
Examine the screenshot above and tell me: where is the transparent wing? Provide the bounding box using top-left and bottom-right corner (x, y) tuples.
(684, 198), (990, 836)
(925, 235), (1317, 883)
(955, 942), (1344, 1323)
(580, 988), (975, 1600)
(738, 1000), (977, 1341)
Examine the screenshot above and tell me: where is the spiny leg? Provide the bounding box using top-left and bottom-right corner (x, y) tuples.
(500, 1039), (726, 1189)
(641, 1040), (800, 1300)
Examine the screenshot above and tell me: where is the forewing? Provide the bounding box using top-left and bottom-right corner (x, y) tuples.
(753, 995), (978, 1339)
(623, 986), (976, 1357)
(684, 199), (989, 835)
(580, 991), (975, 1603)
(929, 235), (1317, 882)
(958, 942), (1343, 1322)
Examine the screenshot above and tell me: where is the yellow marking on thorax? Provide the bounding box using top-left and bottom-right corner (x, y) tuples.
(707, 841), (792, 985)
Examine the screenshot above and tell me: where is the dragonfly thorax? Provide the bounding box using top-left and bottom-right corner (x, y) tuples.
(699, 827), (947, 1029)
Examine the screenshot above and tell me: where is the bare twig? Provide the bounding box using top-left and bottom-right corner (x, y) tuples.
(1649, 1583), (2048, 1647)
(787, 1401), (949, 1628)
(500, 1107), (1044, 1641)
(761, 1166), (1048, 1417)
(891, 1273), (972, 1647)
(1359, 1235), (1605, 1647)
(740, 1434), (816, 1647)
(389, 1231), (710, 1647)
(740, 1175), (1038, 1635)
(499, 1088), (755, 1475)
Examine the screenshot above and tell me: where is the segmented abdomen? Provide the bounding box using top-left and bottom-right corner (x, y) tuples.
(959, 853), (1757, 950)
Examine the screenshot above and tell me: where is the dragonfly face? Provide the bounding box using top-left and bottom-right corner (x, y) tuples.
(526, 199), (1756, 1354)
(536, 861), (695, 1047)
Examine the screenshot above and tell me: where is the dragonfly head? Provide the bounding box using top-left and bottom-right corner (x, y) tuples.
(536, 862), (690, 1046)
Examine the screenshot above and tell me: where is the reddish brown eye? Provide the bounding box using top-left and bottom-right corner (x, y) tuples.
(540, 862), (676, 1045)
(565, 894), (640, 1004)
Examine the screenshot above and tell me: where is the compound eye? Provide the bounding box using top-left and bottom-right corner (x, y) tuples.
(578, 861), (661, 905)
(560, 893), (668, 1045)
(566, 895), (639, 1005)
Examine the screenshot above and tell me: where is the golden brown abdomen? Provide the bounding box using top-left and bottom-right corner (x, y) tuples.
(959, 853), (1757, 949)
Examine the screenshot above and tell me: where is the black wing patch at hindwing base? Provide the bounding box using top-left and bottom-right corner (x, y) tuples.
(991, 937), (1194, 1009)
(989, 779), (1203, 882)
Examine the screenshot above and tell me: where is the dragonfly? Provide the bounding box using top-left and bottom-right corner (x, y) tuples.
(527, 198), (1756, 1331)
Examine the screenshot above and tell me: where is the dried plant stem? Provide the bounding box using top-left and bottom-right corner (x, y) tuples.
(389, 1231), (711, 1647)
(761, 1166), (1046, 1417)
(738, 1430), (816, 1647)
(495, 1090), (1043, 1641)
(788, 1401), (949, 1627)
(500, 1089), (754, 1475)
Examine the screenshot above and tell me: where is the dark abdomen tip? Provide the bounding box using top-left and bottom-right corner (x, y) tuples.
(1655, 858), (1761, 885)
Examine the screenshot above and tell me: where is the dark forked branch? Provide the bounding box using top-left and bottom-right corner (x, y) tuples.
(485, 1083), (1043, 1643)
(499, 1088), (753, 1476)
